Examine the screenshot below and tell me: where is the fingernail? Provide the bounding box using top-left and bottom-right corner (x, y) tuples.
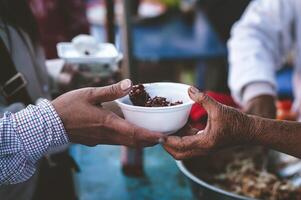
(189, 86), (199, 94)
(158, 137), (166, 144)
(120, 79), (132, 91)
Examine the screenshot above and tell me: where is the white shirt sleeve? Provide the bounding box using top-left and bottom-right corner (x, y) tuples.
(242, 82), (276, 105)
(228, 0), (296, 105)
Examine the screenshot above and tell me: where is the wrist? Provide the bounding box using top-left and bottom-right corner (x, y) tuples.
(228, 108), (258, 145)
(14, 100), (69, 161)
(246, 114), (275, 147)
(242, 114), (265, 145)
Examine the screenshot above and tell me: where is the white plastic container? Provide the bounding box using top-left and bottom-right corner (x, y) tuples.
(115, 82), (194, 135)
(57, 42), (122, 64)
(57, 36), (123, 78)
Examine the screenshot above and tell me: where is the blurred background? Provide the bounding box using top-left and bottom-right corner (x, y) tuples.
(1, 0), (296, 200)
(68, 1), (253, 199)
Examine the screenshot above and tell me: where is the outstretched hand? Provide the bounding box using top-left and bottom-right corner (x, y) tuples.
(162, 87), (255, 160)
(52, 79), (163, 147)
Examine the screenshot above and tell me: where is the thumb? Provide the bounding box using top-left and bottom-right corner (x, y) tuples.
(188, 87), (219, 113)
(89, 79), (132, 103)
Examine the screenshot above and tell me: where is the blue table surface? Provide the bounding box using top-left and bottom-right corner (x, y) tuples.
(91, 12), (226, 61)
(70, 145), (194, 200)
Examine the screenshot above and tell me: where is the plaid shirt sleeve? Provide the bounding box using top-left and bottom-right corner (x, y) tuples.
(0, 99), (69, 185)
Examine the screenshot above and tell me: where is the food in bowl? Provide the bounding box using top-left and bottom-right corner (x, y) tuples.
(129, 84), (150, 106)
(115, 82), (194, 134)
(129, 84), (183, 107)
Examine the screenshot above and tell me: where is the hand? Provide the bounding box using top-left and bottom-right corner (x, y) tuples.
(244, 95), (276, 119)
(52, 79), (163, 147)
(162, 87), (255, 160)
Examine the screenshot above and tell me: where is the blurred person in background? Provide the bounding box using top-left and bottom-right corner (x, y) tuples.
(0, 0), (93, 199)
(28, 0), (89, 59)
(228, 0), (301, 119)
(197, 0), (251, 92)
(28, 0), (120, 95)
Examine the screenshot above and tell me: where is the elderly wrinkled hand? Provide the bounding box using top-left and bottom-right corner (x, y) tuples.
(162, 87), (255, 160)
(52, 79), (163, 147)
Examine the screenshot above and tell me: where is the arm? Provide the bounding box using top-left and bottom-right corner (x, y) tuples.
(0, 100), (68, 184)
(162, 87), (301, 160)
(0, 80), (162, 184)
(251, 115), (301, 158)
(228, 0), (295, 105)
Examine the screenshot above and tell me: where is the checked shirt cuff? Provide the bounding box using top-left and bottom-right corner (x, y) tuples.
(14, 99), (69, 162)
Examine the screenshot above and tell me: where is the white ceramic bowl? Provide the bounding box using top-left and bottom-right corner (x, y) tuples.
(115, 82), (194, 135)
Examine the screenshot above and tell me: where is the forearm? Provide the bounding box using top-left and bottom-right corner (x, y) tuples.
(250, 116), (301, 158)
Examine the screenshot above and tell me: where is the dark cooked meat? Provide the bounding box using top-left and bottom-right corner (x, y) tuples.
(145, 97), (170, 107)
(129, 84), (150, 106)
(129, 84), (183, 107)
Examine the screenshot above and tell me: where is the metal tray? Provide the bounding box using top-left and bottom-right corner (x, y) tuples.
(177, 160), (256, 200)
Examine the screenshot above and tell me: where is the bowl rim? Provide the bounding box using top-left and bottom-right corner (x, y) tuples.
(176, 160), (256, 200)
(115, 82), (195, 111)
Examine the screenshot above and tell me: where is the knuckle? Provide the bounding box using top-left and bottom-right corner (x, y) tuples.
(197, 93), (206, 103)
(103, 113), (118, 127)
(133, 128), (142, 147)
(97, 117), (106, 129)
(87, 87), (97, 100)
(127, 141), (136, 148)
(128, 126), (139, 147)
(207, 139), (216, 149)
(203, 94), (210, 102)
(175, 143), (185, 152)
(108, 84), (120, 96)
